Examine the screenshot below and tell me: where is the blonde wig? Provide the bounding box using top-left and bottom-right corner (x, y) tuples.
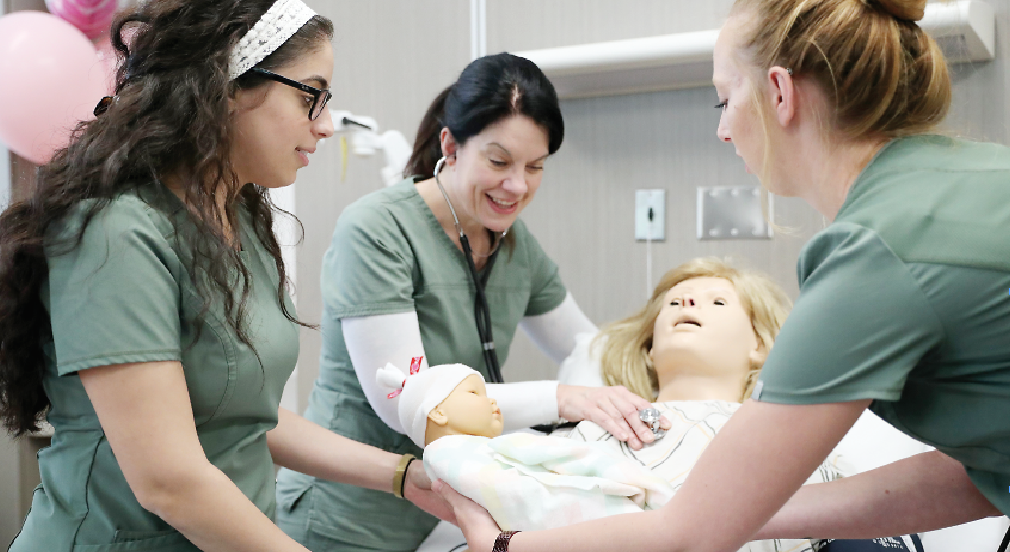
(596, 258), (790, 402)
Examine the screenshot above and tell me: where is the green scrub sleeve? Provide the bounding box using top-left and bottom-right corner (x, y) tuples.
(321, 202), (416, 318)
(755, 223), (945, 405)
(45, 197), (183, 376)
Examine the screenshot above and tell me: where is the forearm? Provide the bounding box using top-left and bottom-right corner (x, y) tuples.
(501, 509), (685, 552)
(756, 450), (1001, 540)
(142, 461), (308, 552)
(487, 380), (560, 429)
(267, 407), (399, 493)
(467, 496), (734, 552)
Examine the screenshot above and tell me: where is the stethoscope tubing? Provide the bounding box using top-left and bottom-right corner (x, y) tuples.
(433, 156), (505, 384)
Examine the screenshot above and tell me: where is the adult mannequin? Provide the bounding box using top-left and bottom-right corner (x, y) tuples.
(591, 257), (789, 404)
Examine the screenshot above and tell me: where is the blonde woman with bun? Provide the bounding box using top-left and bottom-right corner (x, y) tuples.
(435, 1), (1010, 551)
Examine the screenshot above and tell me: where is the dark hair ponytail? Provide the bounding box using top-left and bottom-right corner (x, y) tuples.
(404, 86), (452, 179)
(403, 52), (564, 180)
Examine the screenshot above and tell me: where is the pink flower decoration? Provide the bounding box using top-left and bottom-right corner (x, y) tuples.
(45, 0), (119, 40)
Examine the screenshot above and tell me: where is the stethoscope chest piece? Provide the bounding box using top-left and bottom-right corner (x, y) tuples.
(638, 408), (666, 442)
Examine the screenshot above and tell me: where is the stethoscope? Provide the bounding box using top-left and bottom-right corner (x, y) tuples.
(433, 155), (506, 384)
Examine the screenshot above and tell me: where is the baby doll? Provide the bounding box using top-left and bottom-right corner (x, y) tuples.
(376, 362), (675, 532)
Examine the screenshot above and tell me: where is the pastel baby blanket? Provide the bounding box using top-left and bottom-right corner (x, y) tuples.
(423, 432), (674, 531)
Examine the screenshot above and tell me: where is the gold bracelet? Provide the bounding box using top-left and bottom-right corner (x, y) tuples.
(392, 453), (416, 499)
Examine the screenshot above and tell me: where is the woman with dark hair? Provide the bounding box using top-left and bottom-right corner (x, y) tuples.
(274, 52), (664, 551)
(0, 1), (444, 551)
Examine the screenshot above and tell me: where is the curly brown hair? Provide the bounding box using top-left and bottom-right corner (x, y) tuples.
(0, 0), (333, 435)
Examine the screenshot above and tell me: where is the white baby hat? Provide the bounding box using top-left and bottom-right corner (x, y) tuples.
(376, 361), (481, 448)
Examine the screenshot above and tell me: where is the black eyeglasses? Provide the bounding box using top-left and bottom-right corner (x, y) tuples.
(249, 67), (332, 121)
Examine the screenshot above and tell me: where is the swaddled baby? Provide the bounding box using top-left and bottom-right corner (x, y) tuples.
(376, 362), (674, 531)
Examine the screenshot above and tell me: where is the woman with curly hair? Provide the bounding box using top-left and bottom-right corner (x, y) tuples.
(0, 2), (443, 551)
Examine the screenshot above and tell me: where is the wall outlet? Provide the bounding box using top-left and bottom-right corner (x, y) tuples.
(635, 189), (665, 241)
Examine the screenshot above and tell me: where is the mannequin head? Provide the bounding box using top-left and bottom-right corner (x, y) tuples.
(376, 362), (502, 448)
(598, 258), (790, 402)
(425, 373), (503, 445)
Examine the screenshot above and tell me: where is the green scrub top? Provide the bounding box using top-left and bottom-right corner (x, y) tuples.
(275, 178), (567, 552)
(754, 135), (1010, 514)
(11, 187), (299, 552)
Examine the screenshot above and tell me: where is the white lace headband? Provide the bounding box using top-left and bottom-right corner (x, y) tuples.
(228, 0), (317, 81)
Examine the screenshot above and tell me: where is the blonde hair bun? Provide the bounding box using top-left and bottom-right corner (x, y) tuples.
(870, 0), (926, 22)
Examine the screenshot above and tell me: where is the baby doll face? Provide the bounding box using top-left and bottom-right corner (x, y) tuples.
(428, 374), (504, 439)
(650, 277), (760, 378)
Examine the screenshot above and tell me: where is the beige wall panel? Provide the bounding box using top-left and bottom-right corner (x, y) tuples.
(294, 0), (471, 411)
(486, 0), (735, 51)
(5, 0), (45, 11)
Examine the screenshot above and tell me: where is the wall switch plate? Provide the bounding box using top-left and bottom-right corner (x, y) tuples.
(635, 189), (665, 241)
(696, 185), (773, 240)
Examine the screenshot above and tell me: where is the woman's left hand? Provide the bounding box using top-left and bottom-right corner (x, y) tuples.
(404, 460), (456, 523)
(557, 384), (670, 450)
(432, 479), (500, 552)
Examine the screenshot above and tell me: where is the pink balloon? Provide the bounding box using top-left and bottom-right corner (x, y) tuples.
(0, 12), (108, 164)
(45, 0), (118, 40)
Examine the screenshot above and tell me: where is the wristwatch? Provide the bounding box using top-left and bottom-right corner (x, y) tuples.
(492, 530), (520, 552)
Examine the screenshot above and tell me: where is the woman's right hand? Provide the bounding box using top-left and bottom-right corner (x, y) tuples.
(404, 458), (457, 523)
(556, 384), (670, 450)
(432, 479), (500, 552)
